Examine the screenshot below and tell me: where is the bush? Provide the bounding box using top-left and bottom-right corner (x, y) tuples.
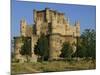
(60, 42), (73, 58)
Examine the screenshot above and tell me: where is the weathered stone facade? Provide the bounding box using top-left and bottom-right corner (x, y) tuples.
(14, 8), (80, 62)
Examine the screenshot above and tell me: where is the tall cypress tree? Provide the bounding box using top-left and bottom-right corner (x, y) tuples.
(60, 42), (73, 58)
(34, 34), (49, 61)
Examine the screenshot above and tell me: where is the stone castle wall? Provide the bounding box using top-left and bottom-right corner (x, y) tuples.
(34, 8), (80, 37)
(20, 19), (33, 37)
(33, 8), (80, 59)
(14, 8), (80, 62)
(14, 37), (23, 60)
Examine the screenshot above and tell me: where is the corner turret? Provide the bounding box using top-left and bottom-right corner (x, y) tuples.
(75, 21), (80, 37)
(20, 19), (27, 37)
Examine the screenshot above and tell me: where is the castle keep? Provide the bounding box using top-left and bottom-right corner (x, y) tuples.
(14, 8), (80, 62)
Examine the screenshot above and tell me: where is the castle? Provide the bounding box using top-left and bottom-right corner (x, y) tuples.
(14, 8), (80, 62)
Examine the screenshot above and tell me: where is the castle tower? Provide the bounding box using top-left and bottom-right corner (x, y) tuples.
(45, 8), (50, 23)
(33, 9), (37, 23)
(20, 19), (27, 37)
(34, 10), (43, 36)
(75, 21), (80, 37)
(49, 12), (64, 60)
(14, 37), (23, 60)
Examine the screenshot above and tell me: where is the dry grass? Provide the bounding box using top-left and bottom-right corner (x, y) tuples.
(11, 59), (96, 75)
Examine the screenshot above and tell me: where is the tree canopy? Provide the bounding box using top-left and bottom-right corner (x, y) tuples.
(20, 37), (31, 56)
(34, 34), (49, 61)
(74, 29), (96, 59)
(60, 42), (73, 58)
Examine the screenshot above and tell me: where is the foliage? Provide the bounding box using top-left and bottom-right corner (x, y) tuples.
(34, 34), (49, 61)
(20, 37), (31, 56)
(60, 42), (73, 58)
(75, 29), (96, 59)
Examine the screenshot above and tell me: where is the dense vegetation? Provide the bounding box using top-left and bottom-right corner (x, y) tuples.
(60, 42), (73, 58)
(20, 37), (31, 62)
(34, 34), (49, 61)
(74, 29), (96, 59)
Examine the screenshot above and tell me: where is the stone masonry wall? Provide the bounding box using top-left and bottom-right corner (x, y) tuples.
(14, 8), (80, 62)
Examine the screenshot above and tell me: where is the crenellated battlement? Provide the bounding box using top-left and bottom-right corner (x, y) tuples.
(33, 8), (80, 37)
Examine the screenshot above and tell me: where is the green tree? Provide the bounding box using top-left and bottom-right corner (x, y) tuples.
(20, 37), (31, 61)
(60, 42), (73, 58)
(34, 34), (49, 61)
(75, 29), (96, 59)
(82, 29), (96, 58)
